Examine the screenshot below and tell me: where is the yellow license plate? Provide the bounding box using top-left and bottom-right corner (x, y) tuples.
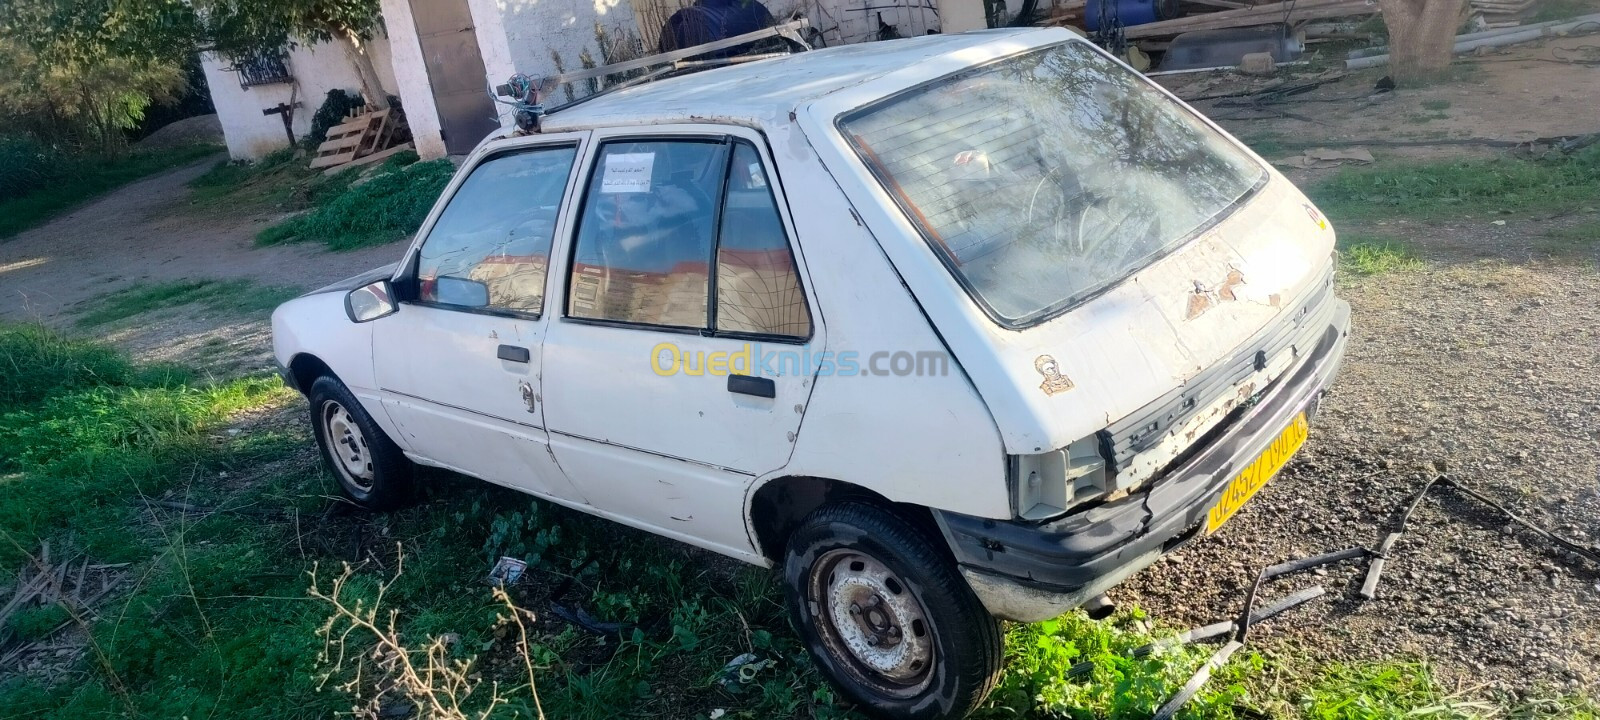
(1205, 413), (1309, 534)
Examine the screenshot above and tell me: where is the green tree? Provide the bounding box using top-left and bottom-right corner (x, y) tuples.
(195, 0), (390, 110)
(0, 0), (191, 151)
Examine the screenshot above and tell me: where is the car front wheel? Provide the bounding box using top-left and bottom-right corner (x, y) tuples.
(783, 502), (1002, 719)
(308, 375), (413, 510)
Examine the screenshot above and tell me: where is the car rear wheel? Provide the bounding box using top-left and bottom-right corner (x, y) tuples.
(783, 502), (1002, 719)
(308, 375), (413, 510)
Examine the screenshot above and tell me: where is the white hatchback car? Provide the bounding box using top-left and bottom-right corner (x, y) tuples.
(273, 27), (1349, 719)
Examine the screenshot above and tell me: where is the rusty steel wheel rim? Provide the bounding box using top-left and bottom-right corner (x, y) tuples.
(809, 548), (935, 696)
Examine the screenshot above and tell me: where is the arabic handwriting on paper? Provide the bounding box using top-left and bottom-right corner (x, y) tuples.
(601, 153), (655, 193)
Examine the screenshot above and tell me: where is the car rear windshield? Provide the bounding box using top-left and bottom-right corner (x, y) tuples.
(839, 41), (1266, 327)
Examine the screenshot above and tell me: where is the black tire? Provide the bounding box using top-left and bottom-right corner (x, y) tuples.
(308, 375), (414, 510)
(783, 502), (1002, 720)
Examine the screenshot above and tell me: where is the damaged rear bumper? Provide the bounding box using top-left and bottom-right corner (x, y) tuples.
(934, 299), (1351, 622)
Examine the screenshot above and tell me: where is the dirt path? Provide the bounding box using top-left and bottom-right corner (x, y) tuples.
(0, 157), (402, 371)
(1165, 35), (1600, 154)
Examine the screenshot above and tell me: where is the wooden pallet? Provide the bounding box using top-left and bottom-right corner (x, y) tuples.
(322, 142), (416, 175)
(310, 109), (391, 169)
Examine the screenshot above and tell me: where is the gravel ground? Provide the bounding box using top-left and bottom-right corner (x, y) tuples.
(1125, 243), (1600, 696)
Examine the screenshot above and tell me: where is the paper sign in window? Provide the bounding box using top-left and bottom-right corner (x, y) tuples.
(601, 152), (654, 193)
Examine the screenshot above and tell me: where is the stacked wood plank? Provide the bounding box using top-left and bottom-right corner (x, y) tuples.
(1470, 0), (1535, 28)
(310, 107), (412, 172)
(1122, 0), (1377, 39)
(0, 542), (126, 673)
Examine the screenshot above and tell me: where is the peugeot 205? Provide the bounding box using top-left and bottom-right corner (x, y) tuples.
(272, 27), (1350, 719)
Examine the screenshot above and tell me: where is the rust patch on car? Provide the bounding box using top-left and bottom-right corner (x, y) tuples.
(1217, 269), (1245, 301)
(1186, 268), (1247, 319)
(1034, 355), (1075, 396)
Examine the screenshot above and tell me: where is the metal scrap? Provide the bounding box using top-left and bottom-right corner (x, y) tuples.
(1362, 474), (1600, 600)
(1066, 584), (1324, 680)
(1149, 471), (1599, 719)
(1144, 547), (1368, 719)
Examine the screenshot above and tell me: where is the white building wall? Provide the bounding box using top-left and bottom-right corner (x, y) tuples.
(379, 0), (450, 159)
(200, 35), (401, 161)
(476, 0), (953, 100)
(366, 0), (1041, 159)
(467, 0), (520, 130)
(489, 0), (647, 106)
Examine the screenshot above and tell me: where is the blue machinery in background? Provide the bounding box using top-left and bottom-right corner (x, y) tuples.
(1086, 0), (1178, 31)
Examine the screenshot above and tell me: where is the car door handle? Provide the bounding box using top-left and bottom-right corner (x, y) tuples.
(497, 344), (530, 363)
(727, 374), (775, 398)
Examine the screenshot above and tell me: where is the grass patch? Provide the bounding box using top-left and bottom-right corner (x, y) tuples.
(185, 147), (353, 211)
(1298, 661), (1475, 718)
(0, 144), (221, 240)
(75, 278), (301, 327)
(1311, 145), (1600, 222)
(1338, 234), (1424, 276)
(1537, 220), (1600, 256)
(255, 152), (454, 251)
(1, 325), (1592, 719)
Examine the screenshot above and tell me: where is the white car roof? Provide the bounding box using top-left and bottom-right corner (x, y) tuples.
(534, 28), (1060, 133)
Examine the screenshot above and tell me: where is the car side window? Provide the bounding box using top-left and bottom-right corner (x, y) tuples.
(416, 145), (578, 313)
(567, 137), (810, 339)
(568, 140), (728, 329)
(715, 143), (810, 339)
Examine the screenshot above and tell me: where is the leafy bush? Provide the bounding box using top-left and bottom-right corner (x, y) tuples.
(0, 37), (186, 153)
(301, 89), (368, 150)
(257, 157), (454, 250)
(979, 612), (1249, 719)
(0, 135), (64, 201)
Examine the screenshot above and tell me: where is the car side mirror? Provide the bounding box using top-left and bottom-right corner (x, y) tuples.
(346, 280), (398, 323)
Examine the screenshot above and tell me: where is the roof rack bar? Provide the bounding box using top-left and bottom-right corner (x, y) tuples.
(536, 18), (813, 95)
(673, 52), (792, 69)
(538, 50), (798, 116)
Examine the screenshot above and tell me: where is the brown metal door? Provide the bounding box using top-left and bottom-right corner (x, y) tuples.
(410, 0), (501, 154)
